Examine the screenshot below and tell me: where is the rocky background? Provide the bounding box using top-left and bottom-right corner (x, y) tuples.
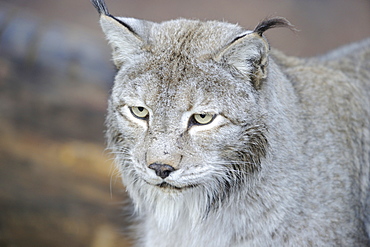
(0, 0), (369, 246)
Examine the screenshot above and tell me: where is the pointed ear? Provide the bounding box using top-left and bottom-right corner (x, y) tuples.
(100, 16), (148, 69)
(214, 32), (269, 89)
(91, 0), (151, 68)
(214, 17), (294, 89)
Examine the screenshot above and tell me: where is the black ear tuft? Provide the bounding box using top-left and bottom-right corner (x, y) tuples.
(254, 17), (296, 36)
(91, 0), (110, 16)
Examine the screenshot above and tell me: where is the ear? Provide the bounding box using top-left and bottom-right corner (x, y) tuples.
(91, 0), (152, 68)
(214, 17), (294, 89)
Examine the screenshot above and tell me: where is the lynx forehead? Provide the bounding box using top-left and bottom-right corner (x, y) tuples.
(91, 0), (370, 246)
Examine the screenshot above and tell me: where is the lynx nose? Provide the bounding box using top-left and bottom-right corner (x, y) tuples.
(148, 163), (175, 179)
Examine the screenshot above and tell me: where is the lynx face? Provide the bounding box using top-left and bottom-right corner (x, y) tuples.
(107, 52), (268, 229)
(110, 52), (265, 187)
(93, 0), (291, 229)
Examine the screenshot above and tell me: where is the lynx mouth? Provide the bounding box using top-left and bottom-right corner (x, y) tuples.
(158, 182), (182, 190)
(154, 182), (198, 191)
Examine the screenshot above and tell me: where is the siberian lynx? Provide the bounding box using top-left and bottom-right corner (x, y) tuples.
(91, 0), (370, 246)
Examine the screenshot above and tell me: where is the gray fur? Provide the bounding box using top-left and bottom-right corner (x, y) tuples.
(91, 0), (370, 246)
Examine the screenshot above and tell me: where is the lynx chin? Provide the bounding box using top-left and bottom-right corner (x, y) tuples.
(91, 0), (370, 246)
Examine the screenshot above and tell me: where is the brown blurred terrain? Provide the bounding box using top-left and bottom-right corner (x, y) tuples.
(0, 0), (369, 246)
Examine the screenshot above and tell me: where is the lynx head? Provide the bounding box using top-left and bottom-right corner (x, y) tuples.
(92, 0), (293, 230)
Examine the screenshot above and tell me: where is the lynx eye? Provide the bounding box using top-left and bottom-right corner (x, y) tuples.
(130, 106), (149, 119)
(193, 113), (215, 125)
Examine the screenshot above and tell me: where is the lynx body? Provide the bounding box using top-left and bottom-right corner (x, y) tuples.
(91, 0), (370, 246)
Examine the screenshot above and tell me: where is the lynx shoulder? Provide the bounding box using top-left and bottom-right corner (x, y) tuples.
(91, 0), (370, 246)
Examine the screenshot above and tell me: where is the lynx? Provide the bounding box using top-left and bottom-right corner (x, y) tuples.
(91, 0), (370, 246)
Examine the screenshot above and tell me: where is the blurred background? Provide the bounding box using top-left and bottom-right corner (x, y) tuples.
(0, 0), (369, 246)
